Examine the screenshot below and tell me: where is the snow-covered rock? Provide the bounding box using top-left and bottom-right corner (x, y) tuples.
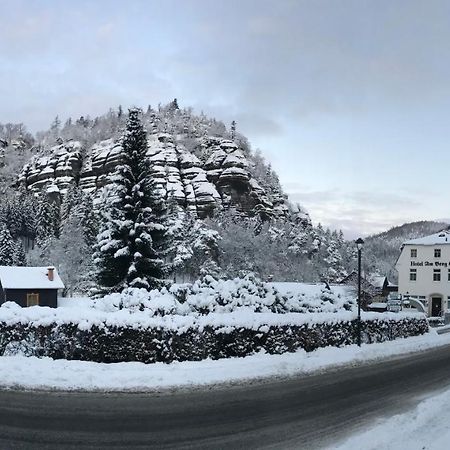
(19, 134), (287, 219)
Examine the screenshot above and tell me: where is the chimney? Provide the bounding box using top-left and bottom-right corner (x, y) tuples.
(47, 267), (54, 282)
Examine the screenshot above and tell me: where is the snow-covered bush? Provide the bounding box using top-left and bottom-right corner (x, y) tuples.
(2, 334), (41, 357)
(95, 287), (190, 316)
(91, 275), (356, 317)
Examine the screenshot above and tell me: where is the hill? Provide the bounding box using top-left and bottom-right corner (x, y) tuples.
(0, 101), (353, 290)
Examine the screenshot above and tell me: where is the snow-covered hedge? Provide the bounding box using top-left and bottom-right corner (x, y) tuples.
(0, 302), (428, 363)
(95, 276), (356, 316)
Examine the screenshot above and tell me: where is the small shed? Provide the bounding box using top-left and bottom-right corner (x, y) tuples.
(340, 272), (397, 300)
(0, 266), (65, 308)
(367, 275), (398, 298)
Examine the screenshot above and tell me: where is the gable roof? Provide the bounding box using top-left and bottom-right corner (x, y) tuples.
(368, 275), (387, 289)
(0, 266), (65, 290)
(403, 230), (450, 246)
(339, 272), (379, 295)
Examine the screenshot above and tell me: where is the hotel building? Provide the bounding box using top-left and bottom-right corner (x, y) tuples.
(396, 230), (450, 316)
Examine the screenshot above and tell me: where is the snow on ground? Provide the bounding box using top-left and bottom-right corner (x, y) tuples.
(1, 330), (450, 392)
(334, 386), (450, 450)
(57, 297), (93, 308)
(271, 282), (352, 298)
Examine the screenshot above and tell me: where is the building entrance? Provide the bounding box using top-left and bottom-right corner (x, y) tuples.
(431, 296), (442, 317)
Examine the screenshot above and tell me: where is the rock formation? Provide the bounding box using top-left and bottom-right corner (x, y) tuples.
(19, 133), (290, 219)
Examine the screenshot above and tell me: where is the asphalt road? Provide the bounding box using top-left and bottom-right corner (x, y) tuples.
(2, 345), (450, 450)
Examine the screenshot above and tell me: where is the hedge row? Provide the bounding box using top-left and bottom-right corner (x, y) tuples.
(0, 316), (429, 364)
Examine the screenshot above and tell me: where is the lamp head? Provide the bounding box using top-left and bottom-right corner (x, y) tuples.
(355, 238), (364, 250)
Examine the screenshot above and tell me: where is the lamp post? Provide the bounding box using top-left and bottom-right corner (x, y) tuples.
(355, 238), (364, 347)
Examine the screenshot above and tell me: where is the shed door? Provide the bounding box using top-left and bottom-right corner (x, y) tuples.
(27, 293), (40, 307)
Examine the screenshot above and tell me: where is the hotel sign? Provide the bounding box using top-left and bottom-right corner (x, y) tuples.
(411, 261), (449, 268)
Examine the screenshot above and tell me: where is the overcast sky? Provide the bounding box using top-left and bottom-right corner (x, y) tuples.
(1, 0), (449, 238)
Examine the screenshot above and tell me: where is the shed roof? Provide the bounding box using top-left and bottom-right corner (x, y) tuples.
(0, 266), (65, 290)
(404, 230), (450, 246)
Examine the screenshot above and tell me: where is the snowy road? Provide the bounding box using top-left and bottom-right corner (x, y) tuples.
(2, 344), (450, 449)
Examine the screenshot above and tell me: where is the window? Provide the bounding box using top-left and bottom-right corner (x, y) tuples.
(435, 248), (441, 258)
(433, 269), (441, 282)
(410, 248), (417, 258)
(26, 293), (39, 307)
(409, 269), (417, 281)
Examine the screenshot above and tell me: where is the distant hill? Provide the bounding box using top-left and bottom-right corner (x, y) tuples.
(363, 221), (449, 281)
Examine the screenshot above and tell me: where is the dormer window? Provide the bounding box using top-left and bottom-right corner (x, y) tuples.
(435, 248), (441, 258)
(410, 249), (417, 258)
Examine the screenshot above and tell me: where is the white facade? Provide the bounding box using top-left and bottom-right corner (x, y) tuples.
(396, 230), (450, 316)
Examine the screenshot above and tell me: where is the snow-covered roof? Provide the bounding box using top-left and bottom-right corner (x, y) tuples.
(367, 302), (388, 309)
(368, 275), (387, 289)
(403, 230), (450, 246)
(0, 266), (65, 290)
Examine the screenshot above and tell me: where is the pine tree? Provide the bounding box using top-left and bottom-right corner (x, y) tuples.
(0, 225), (16, 266)
(3, 199), (21, 238)
(169, 98), (179, 111)
(230, 120), (236, 140)
(80, 194), (99, 247)
(36, 195), (59, 246)
(60, 184), (83, 223)
(50, 201), (61, 239)
(94, 108), (167, 292)
(50, 116), (61, 131)
(13, 239), (26, 266)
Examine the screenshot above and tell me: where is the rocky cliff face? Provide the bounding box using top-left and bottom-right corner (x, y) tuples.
(19, 132), (290, 219)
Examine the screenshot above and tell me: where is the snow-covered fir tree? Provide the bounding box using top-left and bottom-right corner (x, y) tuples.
(94, 108), (167, 292)
(36, 195), (60, 246)
(0, 225), (16, 266)
(14, 240), (26, 266)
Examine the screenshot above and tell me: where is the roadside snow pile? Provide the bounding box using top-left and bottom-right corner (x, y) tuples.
(335, 378), (450, 450)
(94, 275), (356, 316)
(0, 331), (448, 392)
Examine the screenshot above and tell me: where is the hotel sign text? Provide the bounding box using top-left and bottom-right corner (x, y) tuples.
(411, 261), (450, 268)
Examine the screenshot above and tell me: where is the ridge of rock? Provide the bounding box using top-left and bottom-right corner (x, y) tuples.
(19, 133), (290, 219)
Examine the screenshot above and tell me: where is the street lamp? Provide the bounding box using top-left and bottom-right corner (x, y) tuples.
(355, 238), (364, 347)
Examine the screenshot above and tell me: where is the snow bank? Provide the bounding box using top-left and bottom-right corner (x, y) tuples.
(335, 374), (450, 450)
(0, 331), (448, 392)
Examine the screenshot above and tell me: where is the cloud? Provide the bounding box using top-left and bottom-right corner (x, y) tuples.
(0, 0), (449, 236)
(2, 0), (450, 128)
(285, 185), (430, 238)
